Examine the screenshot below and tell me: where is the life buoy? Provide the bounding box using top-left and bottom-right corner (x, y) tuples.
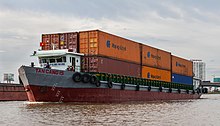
(147, 86), (151, 91)
(72, 72), (82, 82)
(82, 74), (91, 83)
(121, 83), (125, 90)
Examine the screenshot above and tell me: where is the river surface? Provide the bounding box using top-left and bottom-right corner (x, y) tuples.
(0, 94), (220, 126)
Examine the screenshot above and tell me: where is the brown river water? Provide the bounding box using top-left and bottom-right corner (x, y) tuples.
(0, 94), (220, 126)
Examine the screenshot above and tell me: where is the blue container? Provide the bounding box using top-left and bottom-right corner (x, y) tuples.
(172, 73), (193, 85)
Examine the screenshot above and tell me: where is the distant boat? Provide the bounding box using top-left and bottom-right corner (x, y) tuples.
(0, 83), (27, 101)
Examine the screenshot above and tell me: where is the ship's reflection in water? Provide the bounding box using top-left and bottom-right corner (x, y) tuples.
(1, 94), (220, 126)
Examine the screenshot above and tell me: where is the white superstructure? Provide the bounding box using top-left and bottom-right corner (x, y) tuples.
(31, 49), (84, 72)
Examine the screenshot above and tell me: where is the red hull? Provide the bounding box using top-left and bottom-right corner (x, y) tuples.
(25, 85), (201, 103)
(0, 84), (27, 101)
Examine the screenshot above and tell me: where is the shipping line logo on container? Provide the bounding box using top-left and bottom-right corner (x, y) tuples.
(106, 40), (126, 51)
(147, 72), (161, 79)
(147, 52), (161, 60)
(176, 62), (186, 68)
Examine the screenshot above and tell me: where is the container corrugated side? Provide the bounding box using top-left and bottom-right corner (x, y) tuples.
(172, 73), (193, 85)
(142, 66), (171, 82)
(42, 34), (51, 50)
(172, 55), (193, 77)
(79, 30), (141, 64)
(81, 56), (141, 78)
(50, 34), (60, 50)
(59, 33), (68, 49)
(42, 32), (78, 52)
(79, 32), (89, 55)
(141, 44), (171, 70)
(67, 32), (78, 52)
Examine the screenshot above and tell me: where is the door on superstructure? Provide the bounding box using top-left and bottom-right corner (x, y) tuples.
(72, 57), (76, 71)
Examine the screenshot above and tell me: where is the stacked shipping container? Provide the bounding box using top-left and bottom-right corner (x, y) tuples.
(41, 32), (78, 52)
(171, 55), (193, 85)
(40, 30), (193, 85)
(79, 30), (141, 64)
(82, 56), (141, 77)
(79, 30), (141, 77)
(141, 45), (171, 70)
(141, 44), (171, 82)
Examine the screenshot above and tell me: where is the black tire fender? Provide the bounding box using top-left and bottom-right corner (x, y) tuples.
(90, 75), (98, 84)
(96, 81), (101, 87)
(121, 83), (125, 90)
(178, 88), (181, 94)
(147, 86), (151, 91)
(136, 85), (140, 91)
(159, 86), (163, 92)
(168, 88), (172, 93)
(186, 90), (189, 94)
(107, 80), (113, 88)
(72, 72), (82, 82)
(82, 74), (91, 83)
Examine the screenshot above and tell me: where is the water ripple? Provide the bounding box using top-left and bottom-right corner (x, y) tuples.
(0, 94), (220, 125)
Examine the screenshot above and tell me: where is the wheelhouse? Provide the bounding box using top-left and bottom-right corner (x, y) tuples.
(32, 49), (83, 72)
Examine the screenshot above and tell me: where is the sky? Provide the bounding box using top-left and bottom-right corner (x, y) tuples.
(0, 0), (220, 83)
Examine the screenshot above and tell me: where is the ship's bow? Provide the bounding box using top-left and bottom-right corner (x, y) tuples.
(18, 66), (36, 102)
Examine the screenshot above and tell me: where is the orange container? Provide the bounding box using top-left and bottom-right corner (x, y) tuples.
(142, 66), (171, 82)
(79, 31), (89, 55)
(79, 30), (141, 64)
(172, 55), (193, 77)
(141, 44), (171, 70)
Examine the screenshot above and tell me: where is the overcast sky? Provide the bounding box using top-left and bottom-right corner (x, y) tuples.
(0, 0), (220, 82)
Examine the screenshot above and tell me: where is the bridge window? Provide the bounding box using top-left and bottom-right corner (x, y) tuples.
(40, 56), (66, 63)
(57, 57), (62, 62)
(50, 59), (56, 63)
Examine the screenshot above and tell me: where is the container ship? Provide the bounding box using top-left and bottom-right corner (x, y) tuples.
(0, 83), (27, 101)
(18, 30), (202, 103)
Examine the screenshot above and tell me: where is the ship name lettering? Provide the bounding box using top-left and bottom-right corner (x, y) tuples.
(36, 68), (64, 75)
